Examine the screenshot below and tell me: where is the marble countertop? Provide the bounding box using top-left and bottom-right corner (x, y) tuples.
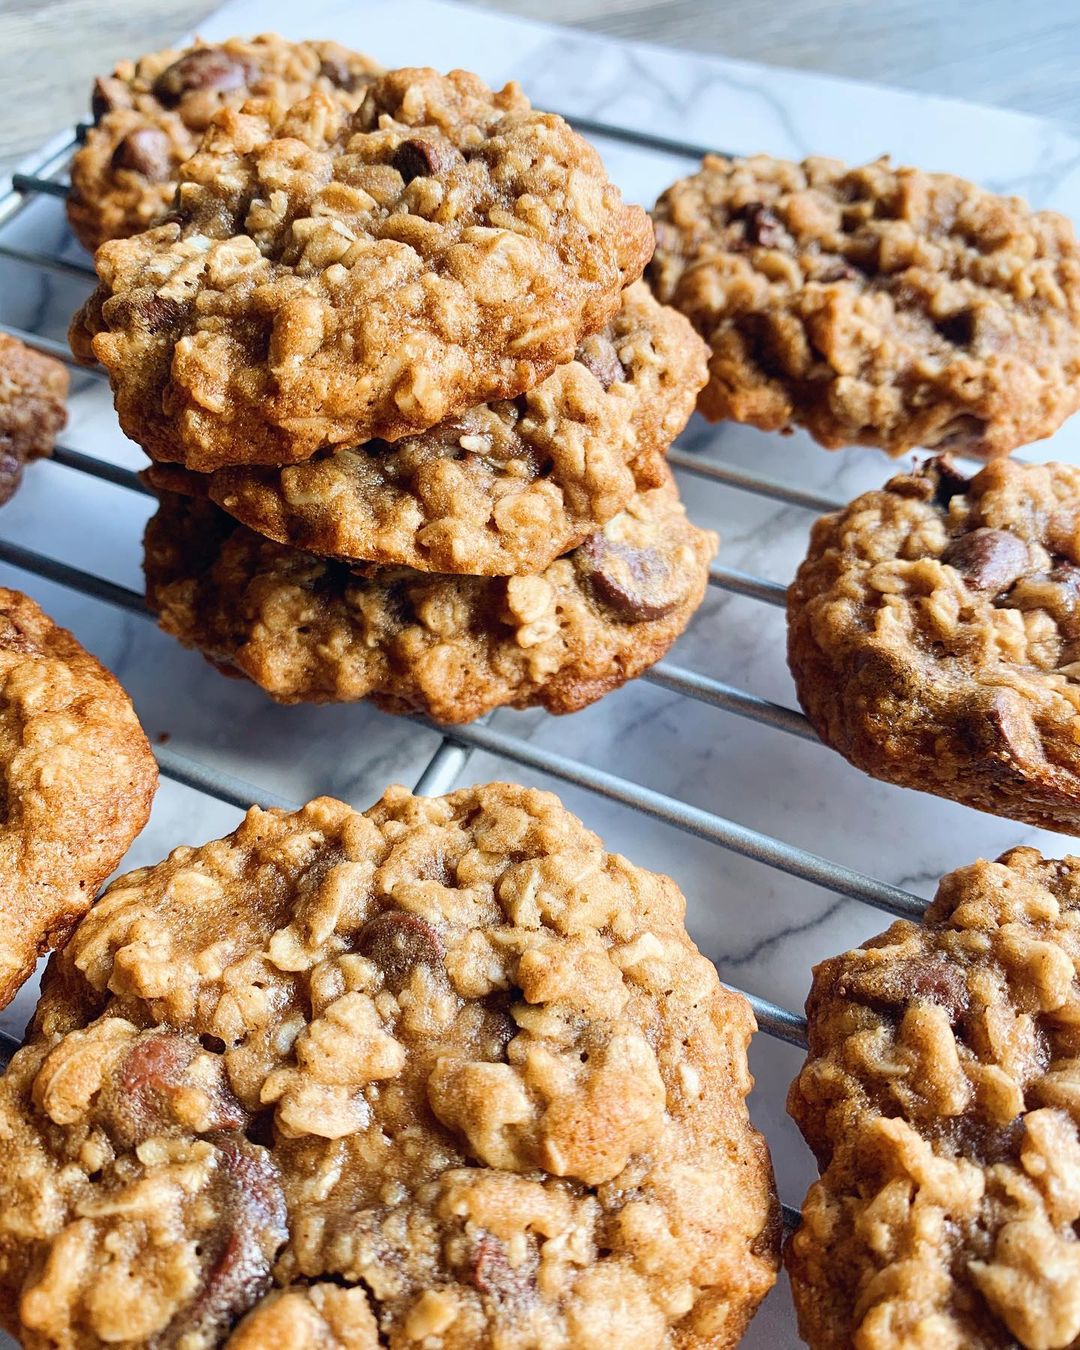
(4, 2), (1080, 1344)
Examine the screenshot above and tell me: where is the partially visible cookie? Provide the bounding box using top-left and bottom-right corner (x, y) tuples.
(788, 457), (1080, 833)
(144, 283), (707, 575)
(789, 846), (1080, 1350)
(0, 588), (157, 1010)
(67, 34), (382, 252)
(0, 334), (68, 505)
(649, 154), (1080, 456)
(143, 468), (717, 721)
(74, 70), (654, 471)
(0, 783), (780, 1347)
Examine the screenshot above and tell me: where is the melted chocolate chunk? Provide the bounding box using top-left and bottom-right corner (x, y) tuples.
(355, 910), (445, 992)
(577, 335), (626, 390)
(153, 48), (251, 104)
(941, 528), (1029, 594)
(577, 533), (684, 622)
(110, 127), (172, 181)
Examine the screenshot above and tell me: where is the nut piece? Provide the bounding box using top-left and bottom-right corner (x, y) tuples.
(153, 47), (251, 103)
(941, 527), (1030, 593)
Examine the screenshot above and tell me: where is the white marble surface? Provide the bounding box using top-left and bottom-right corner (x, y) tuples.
(4, 3), (1080, 1344)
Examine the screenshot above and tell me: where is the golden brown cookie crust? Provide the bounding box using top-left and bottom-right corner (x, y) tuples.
(67, 34), (382, 252)
(145, 283), (707, 575)
(0, 588), (157, 1010)
(649, 154), (1080, 456)
(788, 457), (1080, 833)
(0, 334), (68, 506)
(74, 69), (654, 471)
(1, 784), (780, 1347)
(143, 468), (717, 722)
(788, 846), (1080, 1350)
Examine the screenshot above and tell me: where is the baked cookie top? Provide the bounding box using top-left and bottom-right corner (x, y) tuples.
(67, 34), (382, 252)
(74, 69), (655, 472)
(0, 784), (780, 1348)
(0, 333), (68, 506)
(787, 457), (1080, 833)
(649, 154), (1080, 456)
(145, 283), (707, 575)
(788, 846), (1080, 1350)
(144, 468), (717, 722)
(0, 588), (157, 1011)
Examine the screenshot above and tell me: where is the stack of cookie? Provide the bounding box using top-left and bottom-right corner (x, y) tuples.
(72, 50), (716, 724)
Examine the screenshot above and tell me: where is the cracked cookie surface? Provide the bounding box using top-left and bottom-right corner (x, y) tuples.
(67, 34), (382, 252)
(789, 847), (1080, 1350)
(649, 155), (1080, 456)
(73, 69), (654, 471)
(0, 334), (68, 506)
(143, 283), (707, 576)
(143, 467), (716, 722)
(0, 588), (157, 1011)
(0, 783), (780, 1348)
(788, 458), (1080, 833)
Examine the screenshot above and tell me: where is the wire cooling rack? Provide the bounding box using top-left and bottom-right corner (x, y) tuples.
(0, 111), (939, 1247)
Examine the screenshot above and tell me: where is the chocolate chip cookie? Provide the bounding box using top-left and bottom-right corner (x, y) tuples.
(68, 34), (382, 252)
(0, 333), (68, 506)
(788, 457), (1080, 832)
(143, 468), (716, 721)
(0, 588), (157, 1011)
(73, 69), (654, 472)
(0, 783), (780, 1347)
(789, 846), (1080, 1350)
(143, 283), (707, 575)
(649, 155), (1080, 456)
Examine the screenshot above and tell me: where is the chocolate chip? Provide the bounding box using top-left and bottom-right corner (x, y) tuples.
(470, 1233), (537, 1304)
(355, 910), (445, 992)
(102, 1031), (246, 1148)
(110, 127), (172, 181)
(392, 138), (464, 183)
(91, 76), (129, 122)
(166, 1136), (287, 1345)
(319, 55), (363, 91)
(929, 457), (971, 509)
(941, 528), (1029, 594)
(154, 48), (251, 104)
(935, 308), (977, 347)
(120, 293), (185, 336)
(843, 958), (969, 1025)
(577, 532), (683, 622)
(743, 202), (786, 248)
(577, 334), (626, 390)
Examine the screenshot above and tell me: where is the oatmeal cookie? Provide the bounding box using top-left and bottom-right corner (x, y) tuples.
(67, 34), (382, 252)
(788, 846), (1080, 1350)
(0, 588), (157, 1011)
(73, 70), (654, 472)
(143, 467), (717, 721)
(143, 283), (706, 575)
(649, 154), (1080, 456)
(0, 783), (780, 1347)
(788, 457), (1080, 833)
(0, 334), (68, 506)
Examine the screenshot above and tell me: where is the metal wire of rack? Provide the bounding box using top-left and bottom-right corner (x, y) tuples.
(0, 114), (929, 1240)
